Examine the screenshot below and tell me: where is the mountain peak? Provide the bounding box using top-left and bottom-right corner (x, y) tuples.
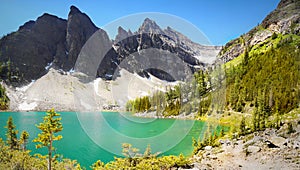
(69, 5), (82, 15)
(115, 26), (130, 42)
(138, 18), (163, 34)
(143, 18), (154, 24)
(66, 5), (102, 70)
(118, 26), (126, 33)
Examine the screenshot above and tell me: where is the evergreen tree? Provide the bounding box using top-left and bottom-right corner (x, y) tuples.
(5, 116), (18, 150)
(33, 109), (63, 170)
(0, 84), (9, 110)
(19, 130), (29, 151)
(239, 116), (246, 136)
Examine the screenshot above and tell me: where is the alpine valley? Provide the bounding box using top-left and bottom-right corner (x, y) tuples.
(0, 0), (300, 169)
(0, 5), (221, 111)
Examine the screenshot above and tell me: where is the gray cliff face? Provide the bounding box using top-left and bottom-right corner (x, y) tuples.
(115, 26), (133, 43)
(108, 19), (221, 81)
(66, 6), (100, 70)
(0, 13), (67, 86)
(0, 6), (109, 86)
(163, 26), (221, 63)
(262, 0), (300, 34)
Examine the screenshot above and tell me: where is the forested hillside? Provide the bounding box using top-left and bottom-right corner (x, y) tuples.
(127, 32), (300, 131)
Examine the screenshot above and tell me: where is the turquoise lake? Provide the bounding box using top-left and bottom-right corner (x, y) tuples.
(0, 111), (221, 168)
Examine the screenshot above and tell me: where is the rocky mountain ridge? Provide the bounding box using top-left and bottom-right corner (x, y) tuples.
(101, 18), (221, 81)
(218, 0), (300, 63)
(0, 6), (220, 86)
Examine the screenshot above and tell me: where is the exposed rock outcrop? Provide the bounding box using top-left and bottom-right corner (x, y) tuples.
(66, 6), (105, 70)
(107, 18), (221, 81)
(0, 14), (67, 86)
(218, 0), (300, 63)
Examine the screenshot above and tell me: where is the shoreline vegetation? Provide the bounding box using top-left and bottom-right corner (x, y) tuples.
(0, 108), (299, 169)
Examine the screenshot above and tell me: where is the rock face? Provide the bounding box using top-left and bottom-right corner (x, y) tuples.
(66, 6), (104, 70)
(0, 6), (221, 86)
(102, 18), (221, 81)
(138, 18), (164, 34)
(218, 0), (300, 63)
(0, 6), (104, 86)
(0, 14), (67, 86)
(115, 26), (133, 43)
(262, 0), (300, 34)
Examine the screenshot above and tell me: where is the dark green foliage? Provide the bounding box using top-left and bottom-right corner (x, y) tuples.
(19, 130), (29, 151)
(151, 90), (166, 116)
(0, 60), (23, 85)
(226, 34), (300, 122)
(287, 122), (296, 134)
(198, 94), (211, 117)
(0, 83), (9, 110)
(192, 126), (223, 155)
(5, 116), (18, 150)
(126, 96), (151, 113)
(239, 116), (246, 136)
(163, 85), (181, 116)
(126, 70), (212, 117)
(272, 32), (278, 39)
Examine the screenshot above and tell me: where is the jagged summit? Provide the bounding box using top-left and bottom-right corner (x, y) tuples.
(115, 26), (133, 42)
(69, 5), (82, 15)
(66, 5), (103, 70)
(138, 18), (163, 34)
(0, 6), (221, 86)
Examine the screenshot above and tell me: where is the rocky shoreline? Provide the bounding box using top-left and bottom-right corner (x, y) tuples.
(134, 110), (300, 169)
(190, 120), (300, 169)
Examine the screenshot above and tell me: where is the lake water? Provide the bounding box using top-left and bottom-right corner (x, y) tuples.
(0, 111), (222, 168)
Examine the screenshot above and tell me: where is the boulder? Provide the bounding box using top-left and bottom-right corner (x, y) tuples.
(268, 136), (287, 148)
(247, 145), (261, 153)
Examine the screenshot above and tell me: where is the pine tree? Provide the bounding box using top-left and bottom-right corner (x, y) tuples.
(19, 130), (29, 151)
(5, 116), (18, 150)
(252, 107), (258, 131)
(239, 116), (246, 136)
(33, 109), (63, 170)
(274, 100), (281, 129)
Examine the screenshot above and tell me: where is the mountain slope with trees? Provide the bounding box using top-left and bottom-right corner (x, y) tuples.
(127, 0), (300, 128)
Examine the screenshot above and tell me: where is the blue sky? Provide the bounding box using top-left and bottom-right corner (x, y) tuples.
(0, 0), (280, 45)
